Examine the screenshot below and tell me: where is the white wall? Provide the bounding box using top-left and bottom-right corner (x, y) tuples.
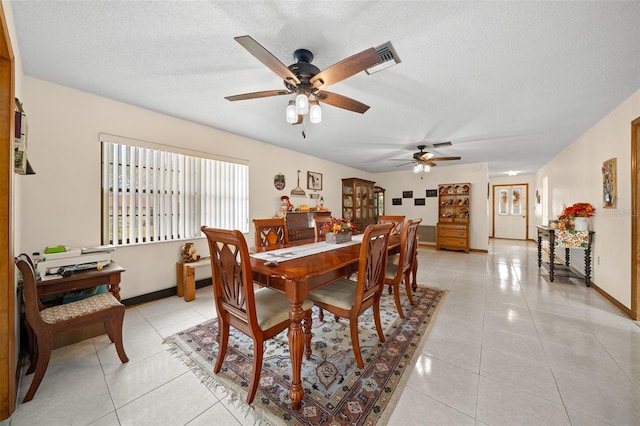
(489, 174), (536, 239)
(373, 162), (489, 251)
(535, 88), (640, 308)
(19, 77), (374, 299)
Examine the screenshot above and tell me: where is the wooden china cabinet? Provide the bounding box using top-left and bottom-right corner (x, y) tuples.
(341, 178), (376, 231)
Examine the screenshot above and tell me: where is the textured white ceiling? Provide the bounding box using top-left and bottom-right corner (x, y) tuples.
(10, 1), (640, 177)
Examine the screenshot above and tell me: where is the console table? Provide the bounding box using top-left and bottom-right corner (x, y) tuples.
(536, 226), (594, 286)
(285, 211), (331, 242)
(37, 261), (125, 300)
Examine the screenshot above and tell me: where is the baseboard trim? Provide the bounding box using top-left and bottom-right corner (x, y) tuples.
(590, 282), (633, 319)
(122, 278), (212, 306)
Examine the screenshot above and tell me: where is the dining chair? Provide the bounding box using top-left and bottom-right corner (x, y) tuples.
(15, 254), (128, 403)
(200, 226), (314, 404)
(307, 222), (393, 368)
(253, 217), (289, 247)
(313, 215), (333, 242)
(378, 215), (405, 235)
(384, 218), (421, 318)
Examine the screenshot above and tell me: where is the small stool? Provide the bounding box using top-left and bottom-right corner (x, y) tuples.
(176, 257), (211, 302)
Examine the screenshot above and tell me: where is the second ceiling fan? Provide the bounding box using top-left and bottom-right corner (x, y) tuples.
(391, 144), (462, 170)
(225, 35), (381, 124)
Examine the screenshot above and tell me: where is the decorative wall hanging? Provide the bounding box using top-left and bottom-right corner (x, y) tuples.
(414, 198), (426, 206)
(14, 98), (32, 174)
(402, 191), (413, 198)
(392, 198), (402, 205)
(274, 173), (286, 190)
(426, 189), (438, 197)
(602, 158), (616, 208)
(307, 171), (322, 190)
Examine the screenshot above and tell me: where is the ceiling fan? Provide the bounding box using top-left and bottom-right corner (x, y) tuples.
(390, 144), (461, 171)
(225, 35), (380, 124)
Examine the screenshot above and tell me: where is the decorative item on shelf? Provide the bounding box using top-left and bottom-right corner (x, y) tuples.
(321, 217), (355, 244)
(558, 202), (595, 231)
(280, 195), (293, 212)
(181, 242), (200, 263)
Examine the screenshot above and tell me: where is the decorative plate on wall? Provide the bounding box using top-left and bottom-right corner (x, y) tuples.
(274, 173), (286, 190)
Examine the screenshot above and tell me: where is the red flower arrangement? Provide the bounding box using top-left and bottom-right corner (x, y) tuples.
(560, 202), (596, 219)
(321, 217), (356, 235)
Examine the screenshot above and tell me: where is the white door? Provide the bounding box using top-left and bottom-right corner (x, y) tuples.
(494, 185), (527, 239)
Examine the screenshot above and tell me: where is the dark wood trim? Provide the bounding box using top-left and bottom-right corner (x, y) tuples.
(0, 2), (16, 420)
(631, 116), (640, 320)
(122, 278), (212, 307)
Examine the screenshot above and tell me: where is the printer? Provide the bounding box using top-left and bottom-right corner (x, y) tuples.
(35, 245), (113, 278)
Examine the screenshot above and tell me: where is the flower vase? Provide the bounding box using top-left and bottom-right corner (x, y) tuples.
(326, 232), (352, 244)
(574, 217), (589, 231)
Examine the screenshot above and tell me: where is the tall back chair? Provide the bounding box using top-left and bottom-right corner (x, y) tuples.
(253, 218), (289, 247)
(15, 254), (128, 403)
(307, 223), (393, 368)
(378, 215), (405, 235)
(313, 215), (333, 242)
(200, 226), (313, 404)
(384, 218), (421, 318)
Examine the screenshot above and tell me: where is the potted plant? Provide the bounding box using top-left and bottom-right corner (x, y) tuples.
(559, 203), (595, 231)
(321, 217), (356, 244)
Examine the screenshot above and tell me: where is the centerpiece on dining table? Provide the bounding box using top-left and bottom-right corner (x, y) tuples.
(321, 217), (356, 244)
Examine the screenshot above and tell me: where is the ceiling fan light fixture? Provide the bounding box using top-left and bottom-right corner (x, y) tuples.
(295, 93), (309, 115)
(413, 163), (423, 173)
(309, 101), (322, 124)
(423, 164), (431, 172)
(286, 100), (297, 123)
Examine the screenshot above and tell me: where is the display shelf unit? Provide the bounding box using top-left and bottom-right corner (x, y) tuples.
(342, 178), (376, 231)
(436, 183), (470, 252)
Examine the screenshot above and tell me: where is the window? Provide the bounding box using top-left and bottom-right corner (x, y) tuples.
(101, 135), (249, 246)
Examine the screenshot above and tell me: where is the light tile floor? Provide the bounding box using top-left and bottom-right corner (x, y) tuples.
(5, 239), (640, 425)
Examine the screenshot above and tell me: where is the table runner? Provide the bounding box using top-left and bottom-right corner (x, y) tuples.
(250, 234), (363, 263)
(554, 229), (590, 249)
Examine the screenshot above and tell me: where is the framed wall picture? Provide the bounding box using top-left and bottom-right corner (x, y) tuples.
(307, 171), (322, 190)
(392, 198), (402, 205)
(402, 191), (413, 198)
(414, 198), (426, 206)
(602, 158), (616, 208)
(426, 189), (438, 197)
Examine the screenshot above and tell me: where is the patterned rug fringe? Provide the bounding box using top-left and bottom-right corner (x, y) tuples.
(164, 337), (277, 426)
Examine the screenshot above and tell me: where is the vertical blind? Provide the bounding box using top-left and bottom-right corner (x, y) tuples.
(101, 139), (249, 246)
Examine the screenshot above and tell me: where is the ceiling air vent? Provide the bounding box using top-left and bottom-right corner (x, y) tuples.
(365, 41), (401, 75)
(432, 141), (452, 148)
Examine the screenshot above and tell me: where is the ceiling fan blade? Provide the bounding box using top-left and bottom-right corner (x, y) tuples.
(316, 91), (370, 113)
(310, 47), (379, 89)
(234, 35), (300, 85)
(225, 89), (291, 101)
(430, 156), (461, 161)
(395, 162), (412, 167)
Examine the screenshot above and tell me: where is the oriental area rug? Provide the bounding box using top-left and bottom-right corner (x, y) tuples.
(164, 286), (445, 425)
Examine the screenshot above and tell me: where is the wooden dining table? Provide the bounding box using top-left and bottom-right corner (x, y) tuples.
(249, 234), (400, 410)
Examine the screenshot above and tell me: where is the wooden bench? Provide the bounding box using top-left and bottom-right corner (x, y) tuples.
(176, 257), (210, 302)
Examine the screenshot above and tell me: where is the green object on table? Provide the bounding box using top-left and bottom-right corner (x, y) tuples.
(44, 245), (66, 254)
